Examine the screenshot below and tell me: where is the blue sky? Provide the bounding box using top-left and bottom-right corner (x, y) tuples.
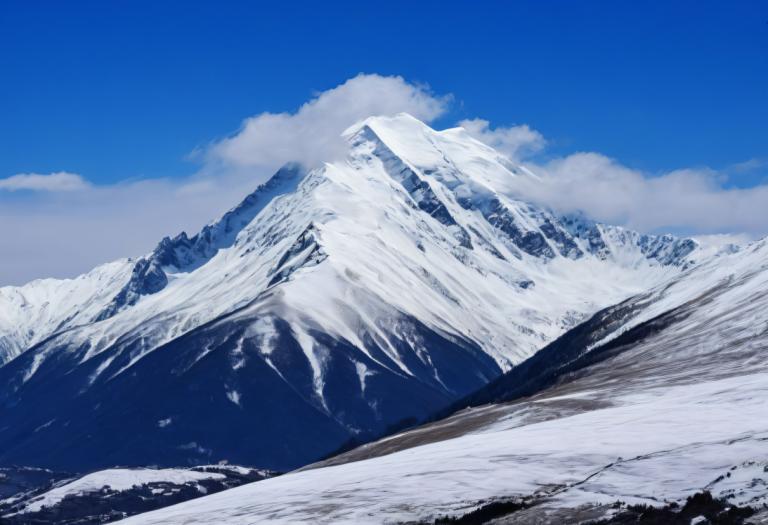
(1, 1), (767, 284)
(2, 0), (766, 183)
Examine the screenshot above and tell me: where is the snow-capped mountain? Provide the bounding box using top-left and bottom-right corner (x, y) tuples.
(0, 114), (729, 472)
(119, 238), (768, 524)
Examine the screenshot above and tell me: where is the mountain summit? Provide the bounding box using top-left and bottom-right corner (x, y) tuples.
(0, 114), (727, 471)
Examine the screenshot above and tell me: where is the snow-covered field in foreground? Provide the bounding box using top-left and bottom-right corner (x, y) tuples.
(121, 371), (768, 524)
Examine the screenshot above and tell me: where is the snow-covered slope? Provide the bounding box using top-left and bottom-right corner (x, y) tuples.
(120, 238), (768, 524)
(0, 114), (728, 472)
(0, 260), (133, 364)
(0, 465), (273, 524)
(8, 468), (228, 514)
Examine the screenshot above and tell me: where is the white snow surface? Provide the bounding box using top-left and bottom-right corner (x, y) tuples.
(0, 260), (133, 363)
(121, 238), (768, 524)
(12, 468), (226, 514)
(121, 376), (768, 524)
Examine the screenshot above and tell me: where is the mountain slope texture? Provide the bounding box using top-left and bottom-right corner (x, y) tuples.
(120, 237), (768, 524)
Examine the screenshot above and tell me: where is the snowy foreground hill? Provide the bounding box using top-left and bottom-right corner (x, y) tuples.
(0, 114), (727, 473)
(121, 238), (768, 524)
(0, 465), (274, 523)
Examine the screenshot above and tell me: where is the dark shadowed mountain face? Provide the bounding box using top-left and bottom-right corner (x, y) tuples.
(0, 114), (727, 473)
(0, 314), (497, 471)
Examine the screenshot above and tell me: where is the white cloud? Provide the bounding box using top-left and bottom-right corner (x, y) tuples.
(0, 175), (257, 286)
(0, 172), (90, 192)
(692, 232), (755, 249)
(505, 152), (768, 236)
(459, 118), (545, 160)
(457, 121), (768, 238)
(206, 73), (450, 172)
(726, 157), (766, 174)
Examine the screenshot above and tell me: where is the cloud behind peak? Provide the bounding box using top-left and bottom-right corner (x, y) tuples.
(205, 74), (450, 172)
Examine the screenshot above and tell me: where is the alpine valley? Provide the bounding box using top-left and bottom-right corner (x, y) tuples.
(1, 114), (764, 524)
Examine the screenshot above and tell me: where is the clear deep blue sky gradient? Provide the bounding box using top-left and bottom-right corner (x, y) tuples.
(1, 0), (766, 186)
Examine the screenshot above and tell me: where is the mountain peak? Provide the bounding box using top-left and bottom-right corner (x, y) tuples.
(343, 112), (429, 138)
(0, 116), (722, 472)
